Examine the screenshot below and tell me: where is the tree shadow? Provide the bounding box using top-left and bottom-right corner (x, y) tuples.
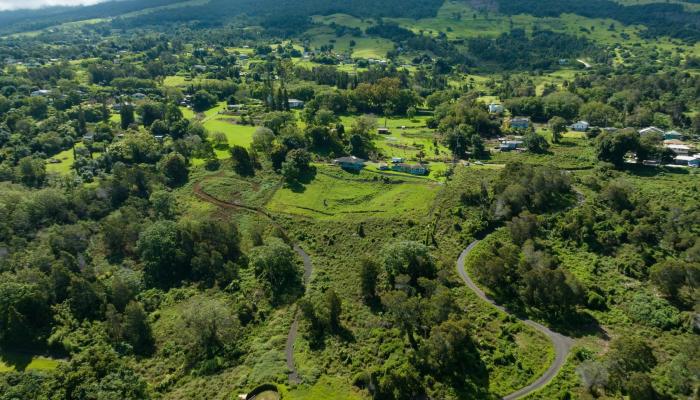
(0, 351), (35, 372)
(287, 166), (317, 193)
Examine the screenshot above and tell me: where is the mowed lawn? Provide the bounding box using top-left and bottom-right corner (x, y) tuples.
(266, 165), (440, 219)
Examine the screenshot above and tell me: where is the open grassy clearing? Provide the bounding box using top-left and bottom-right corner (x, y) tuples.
(266, 165), (441, 219)
(303, 26), (394, 59)
(0, 352), (61, 372)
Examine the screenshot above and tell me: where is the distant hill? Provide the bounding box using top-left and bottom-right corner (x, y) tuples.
(0, 0), (186, 34)
(0, 0), (445, 35)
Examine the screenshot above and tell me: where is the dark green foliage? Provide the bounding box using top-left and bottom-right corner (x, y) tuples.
(120, 103), (135, 129)
(230, 145), (254, 176)
(359, 257), (380, 302)
(191, 90), (218, 113)
(522, 132), (550, 154)
(491, 163), (572, 219)
(468, 28), (599, 70)
(382, 241), (436, 287)
(138, 218), (241, 288)
(158, 152), (189, 187)
(497, 0), (700, 41)
(249, 238), (301, 303)
(595, 130), (640, 168)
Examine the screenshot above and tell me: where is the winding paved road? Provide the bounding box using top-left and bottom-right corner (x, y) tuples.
(457, 241), (574, 400)
(192, 179), (313, 385)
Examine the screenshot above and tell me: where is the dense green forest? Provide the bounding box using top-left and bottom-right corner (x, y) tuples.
(0, 0), (698, 399)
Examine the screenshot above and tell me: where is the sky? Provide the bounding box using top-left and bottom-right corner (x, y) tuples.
(0, 0), (106, 11)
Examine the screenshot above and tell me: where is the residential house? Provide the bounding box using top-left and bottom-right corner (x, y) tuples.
(572, 121), (590, 132)
(30, 89), (51, 97)
(333, 156), (365, 171)
(639, 126), (663, 136)
(488, 103), (504, 114)
(499, 140), (523, 152)
(391, 157), (404, 164)
(288, 99), (304, 109)
(663, 130), (684, 141)
(377, 127), (391, 135)
(509, 117), (530, 130)
(378, 163), (389, 171)
(665, 144), (691, 155)
(674, 155), (699, 167)
(391, 163), (429, 175)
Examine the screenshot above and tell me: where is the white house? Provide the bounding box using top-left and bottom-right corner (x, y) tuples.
(288, 99), (304, 109)
(639, 126), (663, 136)
(572, 121), (590, 132)
(30, 89), (51, 97)
(665, 144), (691, 155)
(488, 103), (504, 114)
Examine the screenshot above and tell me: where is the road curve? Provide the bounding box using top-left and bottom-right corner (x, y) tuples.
(286, 244), (313, 385)
(457, 241), (574, 400)
(192, 179), (312, 385)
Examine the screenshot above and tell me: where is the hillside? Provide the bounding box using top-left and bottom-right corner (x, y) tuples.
(0, 1), (698, 400)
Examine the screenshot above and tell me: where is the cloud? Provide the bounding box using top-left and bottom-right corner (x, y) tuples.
(0, 0), (107, 11)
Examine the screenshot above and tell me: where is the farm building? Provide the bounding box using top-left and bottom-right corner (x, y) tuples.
(333, 156), (366, 171)
(488, 103), (504, 114)
(639, 126), (663, 136)
(509, 117), (530, 130)
(665, 144), (691, 155)
(499, 140), (524, 152)
(664, 130), (684, 140)
(391, 163), (429, 175)
(572, 121), (590, 131)
(288, 99), (304, 109)
(378, 127), (391, 135)
(391, 157), (404, 164)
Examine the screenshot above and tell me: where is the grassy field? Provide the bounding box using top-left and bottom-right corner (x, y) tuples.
(266, 165), (441, 220)
(46, 147), (76, 175)
(303, 26), (394, 59)
(0, 352), (61, 372)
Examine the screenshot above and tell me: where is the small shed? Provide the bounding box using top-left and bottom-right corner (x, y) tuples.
(378, 127), (391, 135)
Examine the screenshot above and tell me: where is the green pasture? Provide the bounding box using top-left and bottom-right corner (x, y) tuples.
(266, 165), (441, 219)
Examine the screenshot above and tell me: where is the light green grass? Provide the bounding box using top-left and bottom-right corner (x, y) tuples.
(281, 376), (367, 400)
(46, 148), (75, 175)
(266, 165), (441, 219)
(0, 352), (61, 372)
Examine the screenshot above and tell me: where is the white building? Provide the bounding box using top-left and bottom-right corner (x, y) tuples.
(572, 121), (590, 132)
(639, 126), (664, 136)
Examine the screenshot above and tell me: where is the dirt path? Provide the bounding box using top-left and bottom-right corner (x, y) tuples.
(193, 180), (312, 385)
(457, 241), (574, 400)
